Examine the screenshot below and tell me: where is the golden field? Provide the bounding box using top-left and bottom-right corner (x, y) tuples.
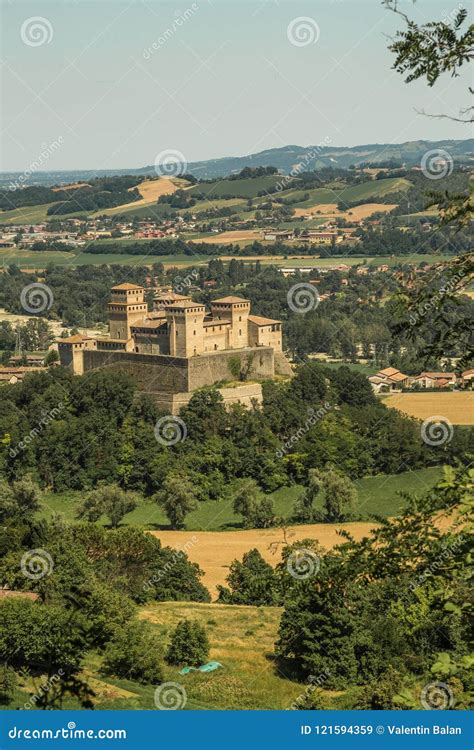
(384, 392), (474, 425)
(152, 522), (376, 598)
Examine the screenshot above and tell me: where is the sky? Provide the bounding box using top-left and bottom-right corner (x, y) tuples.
(1, 0), (471, 171)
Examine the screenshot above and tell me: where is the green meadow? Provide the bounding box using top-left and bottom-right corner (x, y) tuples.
(38, 466), (444, 531)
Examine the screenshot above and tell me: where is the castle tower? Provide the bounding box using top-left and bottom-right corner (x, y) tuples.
(107, 283), (148, 341)
(210, 296), (250, 349)
(166, 300), (206, 357)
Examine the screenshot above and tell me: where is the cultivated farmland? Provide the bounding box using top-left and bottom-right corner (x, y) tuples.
(384, 392), (474, 425)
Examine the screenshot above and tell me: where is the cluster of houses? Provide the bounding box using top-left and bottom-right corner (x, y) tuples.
(369, 367), (474, 394)
(0, 216), (197, 250)
(263, 226), (359, 245)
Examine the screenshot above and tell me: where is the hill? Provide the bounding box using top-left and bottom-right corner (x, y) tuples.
(1, 138), (472, 187)
(139, 138), (474, 178)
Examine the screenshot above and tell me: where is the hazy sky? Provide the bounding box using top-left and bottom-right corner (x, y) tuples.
(1, 0), (471, 171)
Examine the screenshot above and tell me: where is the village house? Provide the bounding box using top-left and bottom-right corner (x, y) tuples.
(368, 367), (410, 393)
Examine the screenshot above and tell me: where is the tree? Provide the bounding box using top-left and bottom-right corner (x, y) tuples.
(0, 665), (17, 705)
(166, 619), (209, 667)
(44, 349), (60, 366)
(217, 548), (279, 606)
(321, 467), (357, 522)
(0, 477), (41, 524)
(102, 620), (163, 684)
(294, 470), (322, 523)
(154, 472), (198, 529)
(0, 598), (94, 708)
(77, 484), (139, 528)
(385, 3), (473, 121)
(232, 479), (274, 529)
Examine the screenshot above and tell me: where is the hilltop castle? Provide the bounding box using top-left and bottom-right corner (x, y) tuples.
(58, 284), (289, 413)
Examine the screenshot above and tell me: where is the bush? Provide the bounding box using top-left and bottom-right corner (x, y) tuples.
(217, 548), (280, 606)
(0, 665), (17, 705)
(166, 619), (209, 667)
(102, 621), (163, 684)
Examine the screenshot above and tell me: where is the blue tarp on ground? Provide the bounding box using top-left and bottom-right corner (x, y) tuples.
(179, 661), (223, 675)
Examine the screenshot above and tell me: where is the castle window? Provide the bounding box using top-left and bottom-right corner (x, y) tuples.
(239, 316), (241, 321)
(239, 329), (242, 336)
(193, 330), (196, 335)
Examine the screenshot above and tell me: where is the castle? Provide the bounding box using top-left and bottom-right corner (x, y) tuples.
(58, 284), (289, 413)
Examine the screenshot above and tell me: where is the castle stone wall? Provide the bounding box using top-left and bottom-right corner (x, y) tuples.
(82, 350), (189, 394)
(187, 347), (274, 390)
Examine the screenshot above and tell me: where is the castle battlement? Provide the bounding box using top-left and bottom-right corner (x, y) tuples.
(57, 283), (289, 412)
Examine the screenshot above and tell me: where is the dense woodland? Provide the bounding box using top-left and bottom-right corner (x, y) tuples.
(1, 363), (471, 501)
(0, 262), (472, 373)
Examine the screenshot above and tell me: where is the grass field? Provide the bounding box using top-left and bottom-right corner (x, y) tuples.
(38, 465), (443, 535)
(187, 175), (283, 199)
(1, 248), (452, 270)
(95, 177), (182, 217)
(384, 392), (474, 425)
(8, 601), (307, 710)
(283, 177), (411, 209)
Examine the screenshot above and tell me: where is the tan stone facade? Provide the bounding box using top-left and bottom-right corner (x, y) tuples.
(57, 284), (287, 411)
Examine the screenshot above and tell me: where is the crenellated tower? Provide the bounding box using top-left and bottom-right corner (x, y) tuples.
(107, 283), (148, 340)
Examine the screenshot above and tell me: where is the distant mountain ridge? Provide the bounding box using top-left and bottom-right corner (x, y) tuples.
(1, 139), (472, 187)
(142, 139), (474, 179)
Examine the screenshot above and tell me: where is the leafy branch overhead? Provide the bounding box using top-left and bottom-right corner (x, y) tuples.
(384, 2), (474, 123)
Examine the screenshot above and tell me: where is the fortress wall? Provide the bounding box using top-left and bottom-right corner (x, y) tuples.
(82, 350), (189, 394)
(155, 383), (264, 415)
(187, 347), (274, 390)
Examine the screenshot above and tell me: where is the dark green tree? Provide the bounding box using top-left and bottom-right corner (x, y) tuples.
(166, 619), (209, 667)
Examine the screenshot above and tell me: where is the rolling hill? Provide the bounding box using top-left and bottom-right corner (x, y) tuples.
(1, 139), (472, 187)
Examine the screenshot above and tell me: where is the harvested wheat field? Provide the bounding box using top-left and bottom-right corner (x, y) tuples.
(100, 177), (181, 215)
(294, 202), (396, 220)
(191, 230), (262, 245)
(153, 522), (376, 598)
(51, 182), (90, 192)
(384, 392), (474, 425)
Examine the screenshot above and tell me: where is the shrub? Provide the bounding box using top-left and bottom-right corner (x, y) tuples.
(102, 621), (163, 684)
(0, 665), (17, 705)
(217, 548), (280, 606)
(166, 619), (209, 667)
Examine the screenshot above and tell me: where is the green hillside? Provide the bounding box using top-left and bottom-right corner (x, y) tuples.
(284, 176), (411, 208)
(187, 175), (283, 199)
(38, 466), (443, 530)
